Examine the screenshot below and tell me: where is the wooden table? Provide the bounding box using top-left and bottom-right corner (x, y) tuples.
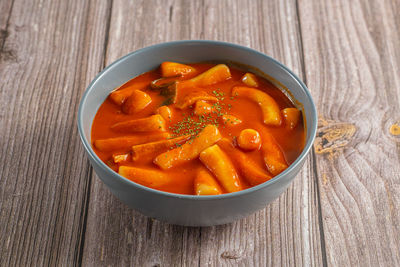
(1, 0), (399, 266)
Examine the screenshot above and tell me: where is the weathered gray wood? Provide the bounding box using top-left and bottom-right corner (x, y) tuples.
(298, 0), (400, 266)
(0, 0), (13, 28)
(81, 0), (324, 266)
(3, 0), (398, 265)
(0, 0), (14, 62)
(0, 0), (111, 265)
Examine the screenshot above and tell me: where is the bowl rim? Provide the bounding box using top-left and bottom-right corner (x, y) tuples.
(77, 40), (317, 200)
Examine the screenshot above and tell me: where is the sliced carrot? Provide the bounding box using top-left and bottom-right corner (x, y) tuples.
(175, 91), (218, 109)
(131, 135), (191, 162)
(232, 86), (282, 126)
(259, 128), (288, 175)
(199, 144), (242, 193)
(118, 166), (170, 188)
(154, 124), (222, 170)
(282, 107), (301, 130)
(111, 114), (166, 133)
(94, 132), (170, 151)
(241, 73), (258, 87)
(161, 61), (196, 77)
(218, 138), (271, 186)
(194, 167), (222, 195)
(109, 81), (149, 105)
(121, 90), (152, 114)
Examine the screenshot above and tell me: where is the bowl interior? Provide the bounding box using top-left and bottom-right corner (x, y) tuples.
(78, 40), (317, 196)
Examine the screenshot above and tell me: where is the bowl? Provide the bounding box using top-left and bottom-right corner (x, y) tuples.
(77, 40), (317, 226)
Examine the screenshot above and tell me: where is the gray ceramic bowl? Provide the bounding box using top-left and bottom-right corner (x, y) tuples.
(77, 40), (317, 226)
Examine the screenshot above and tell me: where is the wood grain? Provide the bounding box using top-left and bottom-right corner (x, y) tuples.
(298, 0), (400, 266)
(81, 0), (324, 266)
(0, 0), (110, 265)
(0, 0), (14, 62)
(2, 0), (398, 265)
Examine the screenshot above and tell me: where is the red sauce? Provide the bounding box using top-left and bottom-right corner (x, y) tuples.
(91, 63), (305, 195)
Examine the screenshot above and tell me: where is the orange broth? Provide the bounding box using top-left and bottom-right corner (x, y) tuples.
(91, 63), (305, 195)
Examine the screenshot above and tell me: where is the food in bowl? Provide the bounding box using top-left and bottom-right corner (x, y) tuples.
(91, 62), (305, 195)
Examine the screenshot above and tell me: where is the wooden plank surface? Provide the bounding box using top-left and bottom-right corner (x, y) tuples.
(298, 0), (400, 266)
(1, 0), (399, 266)
(0, 0), (111, 265)
(81, 0), (324, 266)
